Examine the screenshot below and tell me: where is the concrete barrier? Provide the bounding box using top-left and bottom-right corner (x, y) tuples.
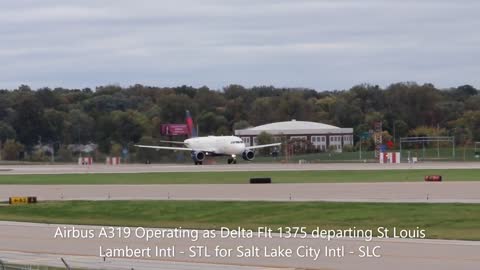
(250, 178), (272, 184)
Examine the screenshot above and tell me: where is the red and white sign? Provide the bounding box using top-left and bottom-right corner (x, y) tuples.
(379, 152), (401, 164)
(161, 124), (189, 136)
(106, 157), (121, 165)
(78, 157), (93, 165)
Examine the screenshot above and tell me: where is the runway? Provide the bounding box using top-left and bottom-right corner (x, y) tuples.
(1, 182), (479, 203)
(0, 221), (478, 270)
(0, 162), (479, 174)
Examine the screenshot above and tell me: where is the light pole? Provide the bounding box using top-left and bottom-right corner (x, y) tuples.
(358, 132), (369, 161)
(451, 127), (457, 159)
(359, 137), (362, 160)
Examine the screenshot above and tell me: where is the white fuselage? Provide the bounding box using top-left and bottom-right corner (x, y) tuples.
(184, 136), (246, 156)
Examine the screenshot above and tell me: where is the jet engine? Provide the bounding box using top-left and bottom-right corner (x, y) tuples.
(242, 150), (255, 161)
(191, 151), (206, 162)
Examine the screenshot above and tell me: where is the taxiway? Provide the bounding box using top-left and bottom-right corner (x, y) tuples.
(1, 182), (479, 203)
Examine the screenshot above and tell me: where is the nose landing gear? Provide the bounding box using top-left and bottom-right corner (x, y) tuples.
(227, 156), (237, 164)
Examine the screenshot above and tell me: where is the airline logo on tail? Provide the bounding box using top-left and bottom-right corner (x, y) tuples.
(186, 110), (197, 138)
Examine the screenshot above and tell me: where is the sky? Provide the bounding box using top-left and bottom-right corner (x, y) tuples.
(1, 0), (479, 91)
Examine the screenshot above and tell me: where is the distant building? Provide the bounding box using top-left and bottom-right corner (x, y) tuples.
(234, 120), (354, 152)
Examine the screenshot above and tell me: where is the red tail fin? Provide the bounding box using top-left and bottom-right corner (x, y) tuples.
(186, 110), (197, 138)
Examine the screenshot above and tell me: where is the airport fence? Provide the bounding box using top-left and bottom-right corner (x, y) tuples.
(2, 145), (479, 165)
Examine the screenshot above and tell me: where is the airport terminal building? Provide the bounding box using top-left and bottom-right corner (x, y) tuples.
(234, 120), (354, 152)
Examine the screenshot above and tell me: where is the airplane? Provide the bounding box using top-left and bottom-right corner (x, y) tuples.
(135, 110), (281, 165)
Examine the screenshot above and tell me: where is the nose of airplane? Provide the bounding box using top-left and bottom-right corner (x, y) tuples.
(237, 144), (246, 153)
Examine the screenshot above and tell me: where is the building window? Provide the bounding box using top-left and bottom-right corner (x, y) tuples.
(253, 137), (258, 146)
(311, 136), (326, 144)
(329, 136), (342, 144)
(290, 136), (307, 140)
(343, 135), (353, 145)
(241, 137), (251, 146)
(311, 136), (327, 151)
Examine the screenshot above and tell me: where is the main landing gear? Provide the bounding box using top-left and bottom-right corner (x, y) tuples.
(194, 161), (203, 165)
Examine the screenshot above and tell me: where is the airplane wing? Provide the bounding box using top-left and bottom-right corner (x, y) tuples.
(134, 144), (215, 153)
(157, 140), (185, 145)
(246, 142), (281, 150)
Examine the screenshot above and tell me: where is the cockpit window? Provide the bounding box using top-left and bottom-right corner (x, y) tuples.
(231, 141), (244, 144)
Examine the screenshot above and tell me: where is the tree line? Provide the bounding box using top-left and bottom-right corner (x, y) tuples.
(0, 82), (478, 160)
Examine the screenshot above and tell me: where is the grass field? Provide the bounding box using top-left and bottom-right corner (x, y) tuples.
(0, 169), (479, 184)
(2, 264), (83, 270)
(0, 201), (478, 241)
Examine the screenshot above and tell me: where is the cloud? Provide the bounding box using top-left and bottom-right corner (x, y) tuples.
(0, 0), (479, 90)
